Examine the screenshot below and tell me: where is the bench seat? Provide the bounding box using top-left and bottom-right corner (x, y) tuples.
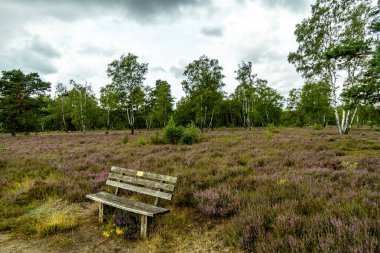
(86, 191), (169, 217)
(86, 166), (177, 239)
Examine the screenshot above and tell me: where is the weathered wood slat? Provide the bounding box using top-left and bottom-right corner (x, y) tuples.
(86, 192), (169, 217)
(108, 173), (175, 192)
(111, 166), (177, 184)
(106, 180), (173, 200)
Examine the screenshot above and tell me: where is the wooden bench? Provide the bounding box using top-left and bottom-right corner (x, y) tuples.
(86, 166), (177, 239)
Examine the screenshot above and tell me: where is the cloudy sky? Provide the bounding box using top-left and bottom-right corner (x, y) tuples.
(0, 0), (311, 101)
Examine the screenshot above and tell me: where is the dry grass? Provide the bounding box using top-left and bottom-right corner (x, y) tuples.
(35, 212), (77, 238)
(0, 127), (379, 251)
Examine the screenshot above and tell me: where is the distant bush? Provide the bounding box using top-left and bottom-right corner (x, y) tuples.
(164, 117), (183, 144)
(149, 132), (167, 145)
(193, 187), (239, 217)
(181, 122), (200, 145)
(312, 123), (324, 130)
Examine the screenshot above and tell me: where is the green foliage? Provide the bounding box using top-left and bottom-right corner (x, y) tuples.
(0, 69), (51, 135)
(152, 80), (174, 127)
(163, 117), (183, 144)
(283, 81), (335, 127)
(182, 55), (225, 130)
(341, 161), (358, 169)
(100, 83), (119, 131)
(173, 97), (195, 126)
(107, 53), (148, 134)
(233, 64), (284, 128)
(313, 123), (324, 130)
(288, 0), (375, 135)
(123, 134), (129, 144)
(266, 123), (276, 132)
(181, 122), (201, 145)
(136, 137), (146, 146)
(149, 132), (167, 145)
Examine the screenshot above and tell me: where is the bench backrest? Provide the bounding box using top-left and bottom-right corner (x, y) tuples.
(106, 166), (177, 201)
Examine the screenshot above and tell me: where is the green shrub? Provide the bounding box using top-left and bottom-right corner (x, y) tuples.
(123, 133), (129, 144)
(136, 138), (146, 146)
(312, 123), (324, 130)
(164, 118), (183, 144)
(149, 132), (167, 145)
(181, 122), (200, 145)
(266, 123), (275, 132)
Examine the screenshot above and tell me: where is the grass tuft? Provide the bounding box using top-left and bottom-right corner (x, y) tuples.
(35, 212), (77, 238)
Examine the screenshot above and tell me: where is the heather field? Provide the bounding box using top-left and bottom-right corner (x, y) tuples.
(0, 127), (379, 252)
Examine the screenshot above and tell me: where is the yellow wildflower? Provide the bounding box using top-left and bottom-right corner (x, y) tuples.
(102, 231), (110, 237)
(116, 227), (124, 235)
(277, 179), (286, 185)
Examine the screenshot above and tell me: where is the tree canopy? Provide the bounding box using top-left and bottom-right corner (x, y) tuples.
(0, 70), (50, 136)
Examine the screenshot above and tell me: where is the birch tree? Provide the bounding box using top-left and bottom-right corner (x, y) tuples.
(107, 53), (148, 135)
(55, 83), (68, 132)
(234, 61), (257, 130)
(182, 55), (225, 131)
(288, 0), (375, 134)
(100, 84), (118, 133)
(70, 80), (94, 133)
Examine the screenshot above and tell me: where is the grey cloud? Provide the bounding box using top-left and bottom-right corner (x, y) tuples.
(169, 66), (183, 79)
(0, 36), (59, 74)
(201, 26), (223, 37)
(0, 0), (213, 74)
(248, 50), (284, 64)
(1, 49), (57, 74)
(239, 0), (309, 13)
(77, 44), (118, 57)
(0, 0), (212, 24)
(115, 0), (212, 22)
(263, 0), (308, 12)
(151, 66), (167, 73)
(30, 36), (60, 58)
(239, 36), (284, 65)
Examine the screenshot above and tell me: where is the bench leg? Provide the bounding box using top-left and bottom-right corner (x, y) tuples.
(99, 203), (104, 223)
(140, 215), (148, 239)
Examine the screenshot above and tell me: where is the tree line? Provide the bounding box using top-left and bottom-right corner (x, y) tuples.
(0, 0), (378, 136)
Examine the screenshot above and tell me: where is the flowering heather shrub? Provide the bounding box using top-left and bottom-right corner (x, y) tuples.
(112, 212), (138, 239)
(0, 127), (379, 251)
(89, 170), (108, 188)
(193, 186), (239, 217)
(359, 157), (380, 172)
